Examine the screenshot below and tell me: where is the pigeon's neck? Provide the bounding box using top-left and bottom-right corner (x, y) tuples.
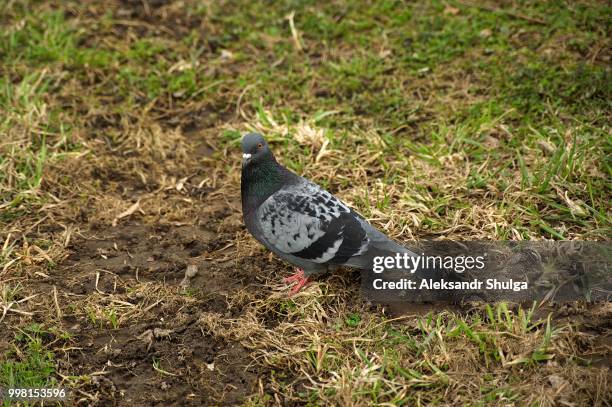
(241, 157), (289, 211)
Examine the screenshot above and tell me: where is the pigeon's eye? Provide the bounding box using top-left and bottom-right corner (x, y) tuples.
(257, 143), (263, 149)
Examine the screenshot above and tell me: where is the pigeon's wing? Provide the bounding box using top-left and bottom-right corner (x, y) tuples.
(255, 182), (370, 265)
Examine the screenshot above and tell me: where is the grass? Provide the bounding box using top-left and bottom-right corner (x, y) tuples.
(0, 0), (610, 405)
(0, 325), (58, 389)
(222, 300), (578, 405)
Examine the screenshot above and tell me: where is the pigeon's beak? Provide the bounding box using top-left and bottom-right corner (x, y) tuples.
(242, 153), (252, 167)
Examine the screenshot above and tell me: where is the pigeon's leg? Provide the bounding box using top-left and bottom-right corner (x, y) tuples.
(283, 268), (310, 295)
(283, 267), (305, 283)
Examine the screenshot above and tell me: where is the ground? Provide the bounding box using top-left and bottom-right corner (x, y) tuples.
(0, 0), (610, 405)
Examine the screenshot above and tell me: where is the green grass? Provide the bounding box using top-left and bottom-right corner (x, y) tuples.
(0, 325), (58, 390)
(0, 323), (72, 406)
(203, 0), (610, 239)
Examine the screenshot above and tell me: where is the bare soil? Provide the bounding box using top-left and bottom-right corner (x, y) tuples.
(27, 222), (263, 404)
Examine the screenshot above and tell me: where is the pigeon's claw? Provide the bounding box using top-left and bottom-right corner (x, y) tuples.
(283, 268), (304, 283)
(284, 268), (309, 295)
(288, 276), (309, 296)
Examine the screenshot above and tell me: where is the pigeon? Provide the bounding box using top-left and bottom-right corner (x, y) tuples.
(241, 132), (416, 295)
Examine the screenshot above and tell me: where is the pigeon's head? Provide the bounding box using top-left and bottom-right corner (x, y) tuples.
(241, 133), (272, 167)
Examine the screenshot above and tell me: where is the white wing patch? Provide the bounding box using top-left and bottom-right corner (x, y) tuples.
(313, 237), (344, 263)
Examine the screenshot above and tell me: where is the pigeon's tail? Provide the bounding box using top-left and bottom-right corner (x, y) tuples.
(350, 240), (445, 303)
(344, 219), (419, 270)
(345, 240), (418, 271)
(345, 220), (440, 282)
(340, 219), (413, 267)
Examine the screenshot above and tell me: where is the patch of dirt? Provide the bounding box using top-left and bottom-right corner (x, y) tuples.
(66, 314), (256, 405)
(549, 302), (612, 369)
(28, 220), (264, 405)
(63, 224), (215, 288)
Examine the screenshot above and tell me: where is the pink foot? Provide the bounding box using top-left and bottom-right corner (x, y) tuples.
(283, 268), (309, 295)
